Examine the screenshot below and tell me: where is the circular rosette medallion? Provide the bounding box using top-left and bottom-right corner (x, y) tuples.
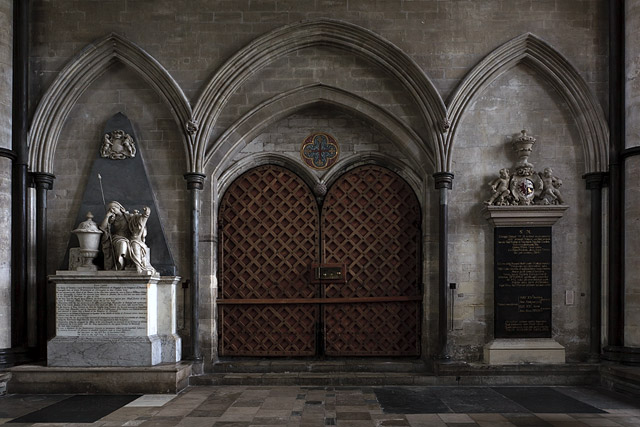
(301, 133), (339, 170)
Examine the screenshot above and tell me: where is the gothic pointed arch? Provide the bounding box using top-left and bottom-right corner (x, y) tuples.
(216, 153), (319, 200)
(322, 153), (424, 205)
(193, 19), (447, 173)
(446, 33), (608, 173)
(206, 84), (433, 179)
(28, 33), (193, 174)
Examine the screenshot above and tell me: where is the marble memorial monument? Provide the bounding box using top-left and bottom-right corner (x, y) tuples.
(48, 125), (181, 367)
(482, 130), (568, 365)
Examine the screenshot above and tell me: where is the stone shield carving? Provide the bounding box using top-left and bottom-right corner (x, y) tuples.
(101, 129), (137, 160)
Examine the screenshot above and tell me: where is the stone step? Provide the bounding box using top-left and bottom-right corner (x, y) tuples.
(600, 364), (640, 396)
(190, 372), (450, 386)
(210, 359), (430, 374)
(192, 361), (601, 387)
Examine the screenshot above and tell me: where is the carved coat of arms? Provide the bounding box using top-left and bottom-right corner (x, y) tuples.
(101, 129), (136, 160)
(484, 131), (565, 206)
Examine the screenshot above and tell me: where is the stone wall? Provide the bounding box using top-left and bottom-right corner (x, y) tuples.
(0, 0), (11, 349)
(450, 65), (590, 360)
(29, 1), (607, 115)
(29, 1), (607, 362)
(625, 0), (640, 348)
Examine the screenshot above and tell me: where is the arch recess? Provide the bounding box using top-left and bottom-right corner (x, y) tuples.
(193, 19), (447, 173)
(216, 152), (425, 219)
(322, 153), (424, 203)
(206, 84), (433, 179)
(446, 33), (608, 174)
(29, 33), (193, 174)
(216, 153), (320, 200)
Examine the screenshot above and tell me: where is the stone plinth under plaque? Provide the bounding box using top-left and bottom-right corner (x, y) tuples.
(48, 271), (181, 367)
(484, 339), (566, 364)
(483, 205), (568, 365)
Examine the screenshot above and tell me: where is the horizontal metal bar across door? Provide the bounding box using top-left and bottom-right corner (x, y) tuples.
(217, 296), (422, 304)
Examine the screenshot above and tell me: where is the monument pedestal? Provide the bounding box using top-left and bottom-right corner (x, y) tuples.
(157, 276), (182, 363)
(484, 338), (566, 365)
(48, 271), (181, 367)
(483, 205), (568, 365)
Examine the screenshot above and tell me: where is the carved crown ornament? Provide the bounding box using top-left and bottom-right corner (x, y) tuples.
(482, 130), (568, 227)
(100, 129), (136, 160)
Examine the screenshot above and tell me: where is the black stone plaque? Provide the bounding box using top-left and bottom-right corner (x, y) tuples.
(494, 227), (551, 338)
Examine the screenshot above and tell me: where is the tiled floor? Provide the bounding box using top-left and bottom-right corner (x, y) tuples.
(0, 386), (639, 426)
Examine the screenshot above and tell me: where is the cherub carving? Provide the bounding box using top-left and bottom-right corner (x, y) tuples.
(485, 168), (511, 206)
(537, 167), (565, 205)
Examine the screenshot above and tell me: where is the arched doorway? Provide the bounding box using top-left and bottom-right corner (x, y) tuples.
(218, 165), (422, 357)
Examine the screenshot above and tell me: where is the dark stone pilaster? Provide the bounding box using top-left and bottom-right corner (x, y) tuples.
(184, 173), (206, 363)
(11, 0), (29, 352)
(433, 172), (453, 359)
(32, 173), (54, 360)
(584, 172), (605, 362)
(607, 0), (625, 349)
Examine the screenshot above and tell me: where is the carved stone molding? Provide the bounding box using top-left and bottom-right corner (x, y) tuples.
(31, 172), (55, 190)
(184, 172), (206, 190)
(482, 205), (569, 227)
(433, 172), (454, 190)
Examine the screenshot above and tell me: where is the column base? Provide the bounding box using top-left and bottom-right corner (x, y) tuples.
(484, 339), (566, 365)
(602, 346), (640, 365)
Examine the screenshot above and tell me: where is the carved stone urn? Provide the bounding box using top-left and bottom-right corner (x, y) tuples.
(72, 212), (102, 271)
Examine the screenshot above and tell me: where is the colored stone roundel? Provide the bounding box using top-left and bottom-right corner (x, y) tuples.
(301, 132), (339, 170)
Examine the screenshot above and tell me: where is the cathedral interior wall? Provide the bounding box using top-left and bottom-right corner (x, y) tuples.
(30, 1), (608, 363)
(450, 64), (590, 361)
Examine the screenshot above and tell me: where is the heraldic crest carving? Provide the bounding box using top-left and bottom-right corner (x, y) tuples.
(485, 130), (565, 206)
(101, 129), (137, 160)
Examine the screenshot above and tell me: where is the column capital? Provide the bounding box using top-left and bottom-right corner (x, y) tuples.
(433, 172), (454, 190)
(582, 172), (607, 190)
(30, 172), (55, 190)
(184, 172), (206, 190)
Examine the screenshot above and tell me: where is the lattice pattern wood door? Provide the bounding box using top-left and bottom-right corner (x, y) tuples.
(321, 166), (422, 356)
(218, 165), (319, 356)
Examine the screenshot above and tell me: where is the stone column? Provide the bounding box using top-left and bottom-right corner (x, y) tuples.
(623, 0), (640, 357)
(32, 172), (54, 360)
(584, 172), (605, 362)
(184, 173), (205, 365)
(433, 172), (453, 359)
(0, 0), (12, 353)
(11, 0), (28, 352)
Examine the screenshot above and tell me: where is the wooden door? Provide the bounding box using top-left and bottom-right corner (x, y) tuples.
(321, 166), (422, 356)
(218, 164), (422, 357)
(218, 165), (319, 356)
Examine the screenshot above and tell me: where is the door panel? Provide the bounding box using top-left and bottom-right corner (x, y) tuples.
(218, 164), (422, 357)
(321, 166), (422, 356)
(218, 165), (319, 356)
